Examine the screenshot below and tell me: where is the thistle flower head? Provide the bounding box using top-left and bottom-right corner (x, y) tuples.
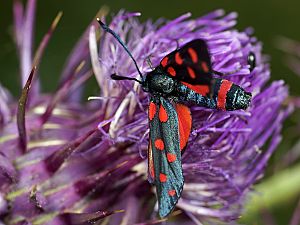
(0, 2), (292, 225)
(91, 9), (292, 223)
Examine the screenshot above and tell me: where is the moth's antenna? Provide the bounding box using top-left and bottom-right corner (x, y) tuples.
(97, 18), (144, 81)
(111, 74), (142, 84)
(212, 67), (241, 76)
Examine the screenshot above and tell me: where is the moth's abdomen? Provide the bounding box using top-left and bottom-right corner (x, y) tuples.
(177, 78), (251, 111)
(176, 84), (217, 109)
(212, 78), (252, 111)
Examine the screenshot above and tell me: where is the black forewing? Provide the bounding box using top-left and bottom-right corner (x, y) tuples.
(159, 39), (212, 85)
(148, 97), (184, 218)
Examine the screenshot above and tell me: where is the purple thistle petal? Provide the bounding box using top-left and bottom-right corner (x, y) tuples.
(20, 0), (38, 93)
(59, 7), (109, 103)
(32, 12), (63, 67)
(0, 153), (17, 184)
(89, 25), (107, 97)
(56, 210), (125, 225)
(44, 128), (97, 174)
(60, 13), (100, 82)
(13, 0), (24, 49)
(0, 84), (11, 126)
(17, 67), (36, 152)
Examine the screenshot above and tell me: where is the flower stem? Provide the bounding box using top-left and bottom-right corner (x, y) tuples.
(241, 163), (300, 222)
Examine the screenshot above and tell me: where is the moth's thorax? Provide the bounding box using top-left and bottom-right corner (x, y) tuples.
(142, 69), (176, 96)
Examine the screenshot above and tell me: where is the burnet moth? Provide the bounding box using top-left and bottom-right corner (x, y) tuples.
(97, 18), (252, 218)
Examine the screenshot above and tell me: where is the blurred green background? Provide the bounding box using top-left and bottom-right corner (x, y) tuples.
(1, 1), (300, 224)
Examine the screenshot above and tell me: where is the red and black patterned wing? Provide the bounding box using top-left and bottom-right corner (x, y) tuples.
(147, 97), (184, 218)
(160, 39), (212, 85)
(175, 103), (192, 153)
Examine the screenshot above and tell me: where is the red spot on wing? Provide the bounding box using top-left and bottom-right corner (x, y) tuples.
(159, 105), (168, 122)
(188, 47), (198, 63)
(175, 52), (183, 65)
(168, 189), (176, 196)
(187, 67), (196, 79)
(167, 67), (176, 76)
(167, 153), (176, 163)
(201, 61), (209, 73)
(149, 102), (156, 121)
(181, 82), (210, 96)
(161, 57), (168, 67)
(175, 104), (192, 151)
(217, 79), (233, 110)
(148, 143), (155, 180)
(155, 139), (165, 151)
(159, 173), (167, 182)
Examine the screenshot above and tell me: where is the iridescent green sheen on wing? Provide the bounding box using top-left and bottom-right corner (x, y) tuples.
(148, 97), (184, 218)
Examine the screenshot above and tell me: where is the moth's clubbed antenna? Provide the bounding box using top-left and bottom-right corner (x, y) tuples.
(97, 18), (144, 82)
(110, 74), (143, 84)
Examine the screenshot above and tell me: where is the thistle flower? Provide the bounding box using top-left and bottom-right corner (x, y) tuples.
(0, 2), (291, 225)
(92, 10), (292, 224)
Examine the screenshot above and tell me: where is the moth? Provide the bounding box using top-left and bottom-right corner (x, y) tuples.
(98, 19), (252, 218)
